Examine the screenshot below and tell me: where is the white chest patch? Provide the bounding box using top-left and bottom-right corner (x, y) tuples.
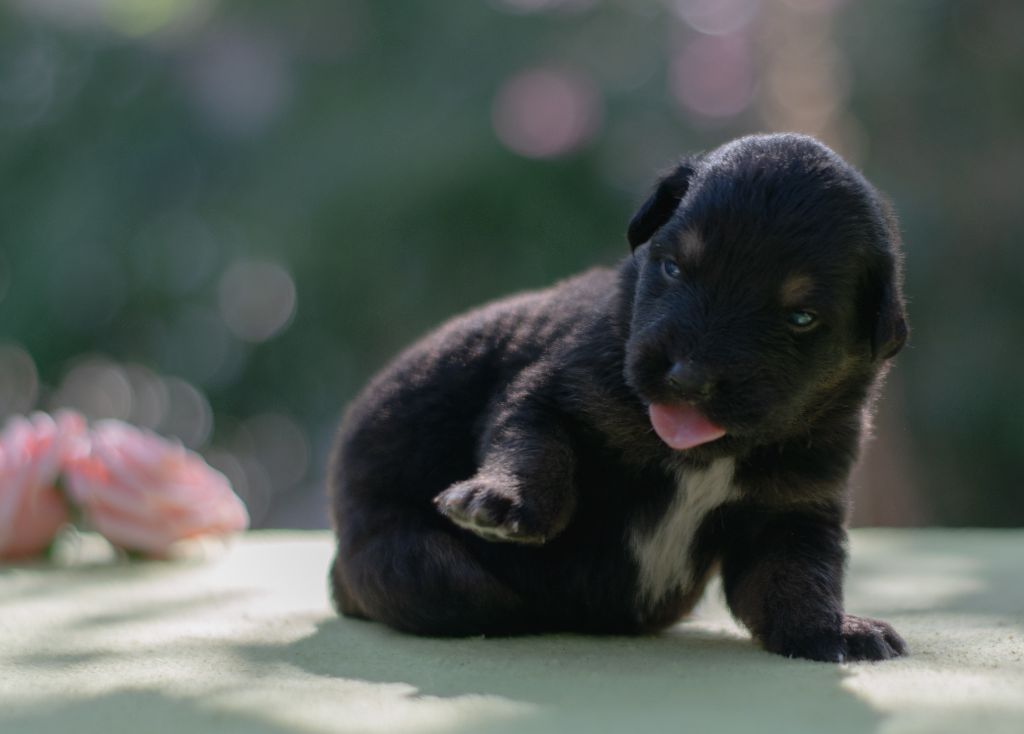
(629, 457), (738, 605)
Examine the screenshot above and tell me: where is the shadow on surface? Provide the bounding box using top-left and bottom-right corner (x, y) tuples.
(0, 558), (205, 607)
(12, 530), (1022, 733)
(235, 617), (886, 734)
(0, 690), (303, 734)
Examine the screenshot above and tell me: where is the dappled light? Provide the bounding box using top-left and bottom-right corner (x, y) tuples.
(2, 531), (1022, 733)
(1, 3), (1021, 732)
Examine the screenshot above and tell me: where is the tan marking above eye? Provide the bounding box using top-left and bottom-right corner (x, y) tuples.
(678, 230), (704, 262)
(780, 274), (815, 307)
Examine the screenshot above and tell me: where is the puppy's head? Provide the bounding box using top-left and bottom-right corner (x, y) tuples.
(623, 134), (907, 456)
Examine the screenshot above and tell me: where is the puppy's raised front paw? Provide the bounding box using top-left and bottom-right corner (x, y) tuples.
(764, 614), (908, 663)
(434, 477), (548, 544)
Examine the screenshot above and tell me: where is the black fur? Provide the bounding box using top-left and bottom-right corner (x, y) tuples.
(328, 133), (909, 662)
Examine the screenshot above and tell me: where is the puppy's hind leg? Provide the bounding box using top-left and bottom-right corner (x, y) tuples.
(331, 522), (531, 636)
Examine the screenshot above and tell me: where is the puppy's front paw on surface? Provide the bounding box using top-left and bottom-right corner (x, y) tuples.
(841, 614), (908, 661)
(765, 614), (908, 663)
(434, 478), (548, 544)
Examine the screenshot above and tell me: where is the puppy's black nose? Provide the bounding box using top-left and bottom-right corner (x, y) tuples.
(666, 361), (714, 401)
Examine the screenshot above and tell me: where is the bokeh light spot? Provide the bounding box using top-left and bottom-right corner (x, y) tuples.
(671, 35), (756, 119)
(0, 345), (39, 419)
(52, 356), (133, 421)
(492, 68), (602, 159)
(157, 376), (213, 448)
(0, 36), (58, 129)
(103, 0), (200, 37)
(490, 0), (596, 14)
(121, 363), (170, 430)
(184, 28), (290, 138)
(218, 259), (297, 343)
(674, 0), (762, 36)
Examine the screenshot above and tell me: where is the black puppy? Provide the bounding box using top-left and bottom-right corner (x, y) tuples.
(329, 133), (909, 662)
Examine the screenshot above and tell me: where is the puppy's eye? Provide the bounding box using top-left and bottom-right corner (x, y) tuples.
(661, 259), (682, 280)
(787, 310), (817, 330)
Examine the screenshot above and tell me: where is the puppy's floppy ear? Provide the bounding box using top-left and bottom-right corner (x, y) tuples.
(627, 157), (701, 250)
(871, 276), (908, 360)
(865, 200), (908, 361)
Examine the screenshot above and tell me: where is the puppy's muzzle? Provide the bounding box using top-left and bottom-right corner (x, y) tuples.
(665, 361), (715, 402)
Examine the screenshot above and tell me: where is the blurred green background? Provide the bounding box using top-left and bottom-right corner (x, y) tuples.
(1, 0), (1021, 528)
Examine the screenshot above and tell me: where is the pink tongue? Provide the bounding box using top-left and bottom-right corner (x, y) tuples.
(649, 403), (726, 450)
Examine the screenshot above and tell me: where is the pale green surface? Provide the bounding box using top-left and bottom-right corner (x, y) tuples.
(1, 530), (1022, 734)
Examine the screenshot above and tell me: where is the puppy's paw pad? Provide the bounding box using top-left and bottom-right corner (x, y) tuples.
(841, 614), (908, 661)
(434, 479), (546, 544)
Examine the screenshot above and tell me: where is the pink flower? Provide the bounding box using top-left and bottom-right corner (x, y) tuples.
(0, 411), (87, 560)
(65, 420), (249, 556)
